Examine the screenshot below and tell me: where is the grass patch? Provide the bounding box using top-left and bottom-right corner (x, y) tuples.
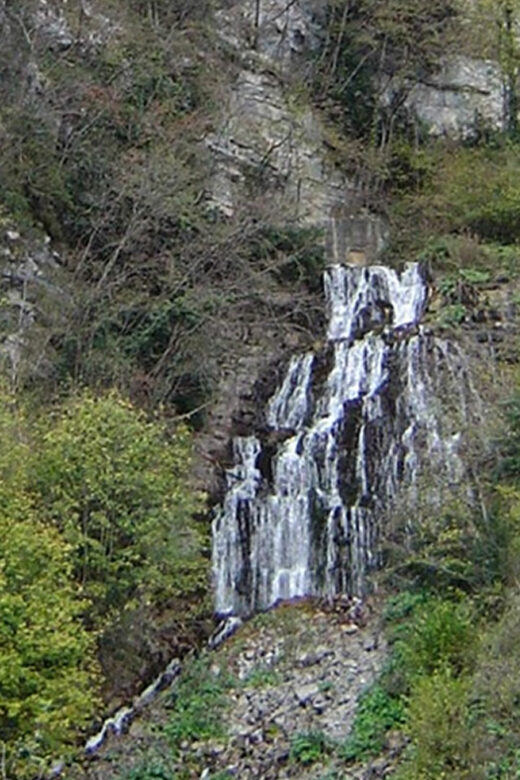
(164, 655), (236, 754)
(242, 666), (281, 689)
(124, 760), (175, 780)
(340, 685), (404, 762)
(290, 730), (329, 765)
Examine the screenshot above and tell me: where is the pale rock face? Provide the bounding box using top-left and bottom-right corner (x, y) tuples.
(34, 0), (116, 52)
(35, 0), (75, 50)
(206, 69), (348, 226)
(382, 56), (505, 139)
(207, 0), (384, 238)
(0, 230), (61, 383)
(217, 0), (321, 63)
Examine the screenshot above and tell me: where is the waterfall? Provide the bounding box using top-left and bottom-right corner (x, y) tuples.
(212, 263), (474, 617)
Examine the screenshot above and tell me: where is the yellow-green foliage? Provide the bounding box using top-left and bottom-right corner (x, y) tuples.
(391, 598), (474, 685)
(0, 393), (99, 779)
(397, 668), (472, 780)
(424, 144), (520, 243)
(379, 385), (520, 778)
(468, 594), (520, 776)
(33, 390), (206, 620)
(391, 141), (520, 262)
(394, 591), (520, 779)
(0, 516), (100, 778)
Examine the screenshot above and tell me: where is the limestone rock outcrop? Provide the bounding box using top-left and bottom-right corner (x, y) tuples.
(207, 0), (363, 230)
(0, 227), (63, 384)
(382, 56), (505, 140)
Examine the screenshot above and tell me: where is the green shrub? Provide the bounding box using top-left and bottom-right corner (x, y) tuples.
(390, 598), (474, 689)
(467, 594), (520, 776)
(165, 656), (234, 753)
(383, 591), (430, 624)
(483, 242), (520, 276)
(394, 143), (520, 254)
(397, 668), (472, 780)
(32, 390), (206, 621)
(383, 486), (502, 595)
(438, 303), (467, 326)
(0, 392), (99, 779)
(242, 666), (281, 689)
(290, 730), (329, 765)
(125, 760), (175, 780)
(495, 392), (520, 480)
(0, 513), (100, 779)
(340, 685), (404, 762)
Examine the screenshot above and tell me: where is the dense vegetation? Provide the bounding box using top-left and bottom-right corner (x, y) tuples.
(0, 0), (325, 414)
(0, 398), (99, 778)
(0, 390), (205, 777)
(341, 469), (520, 778)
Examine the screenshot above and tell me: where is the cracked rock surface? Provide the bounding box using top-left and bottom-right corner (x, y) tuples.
(203, 600), (386, 779)
(81, 600), (388, 780)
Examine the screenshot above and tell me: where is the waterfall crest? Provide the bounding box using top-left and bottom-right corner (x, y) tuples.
(213, 263), (474, 616)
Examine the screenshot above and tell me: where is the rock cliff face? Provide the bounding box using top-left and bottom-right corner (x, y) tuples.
(382, 55), (505, 139)
(206, 67), (348, 226)
(207, 0), (385, 239)
(0, 226), (63, 384)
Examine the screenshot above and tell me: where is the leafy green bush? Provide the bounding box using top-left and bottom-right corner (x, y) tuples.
(396, 667), (471, 779)
(466, 594), (520, 776)
(341, 685), (404, 762)
(390, 598), (474, 688)
(33, 390), (205, 620)
(0, 513), (100, 779)
(383, 591), (430, 623)
(0, 392), (99, 779)
(394, 142), (520, 256)
(242, 666), (281, 689)
(165, 656), (234, 753)
(483, 242), (520, 276)
(438, 303), (467, 326)
(124, 758), (175, 780)
(383, 485), (506, 595)
(290, 730), (329, 765)
(495, 392), (520, 480)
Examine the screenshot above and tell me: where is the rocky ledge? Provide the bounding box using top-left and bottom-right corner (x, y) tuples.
(78, 599), (392, 780)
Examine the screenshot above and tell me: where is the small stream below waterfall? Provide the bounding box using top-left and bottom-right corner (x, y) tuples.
(213, 262), (476, 617)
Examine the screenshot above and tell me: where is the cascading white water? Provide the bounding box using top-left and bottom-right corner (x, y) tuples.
(212, 263), (474, 616)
